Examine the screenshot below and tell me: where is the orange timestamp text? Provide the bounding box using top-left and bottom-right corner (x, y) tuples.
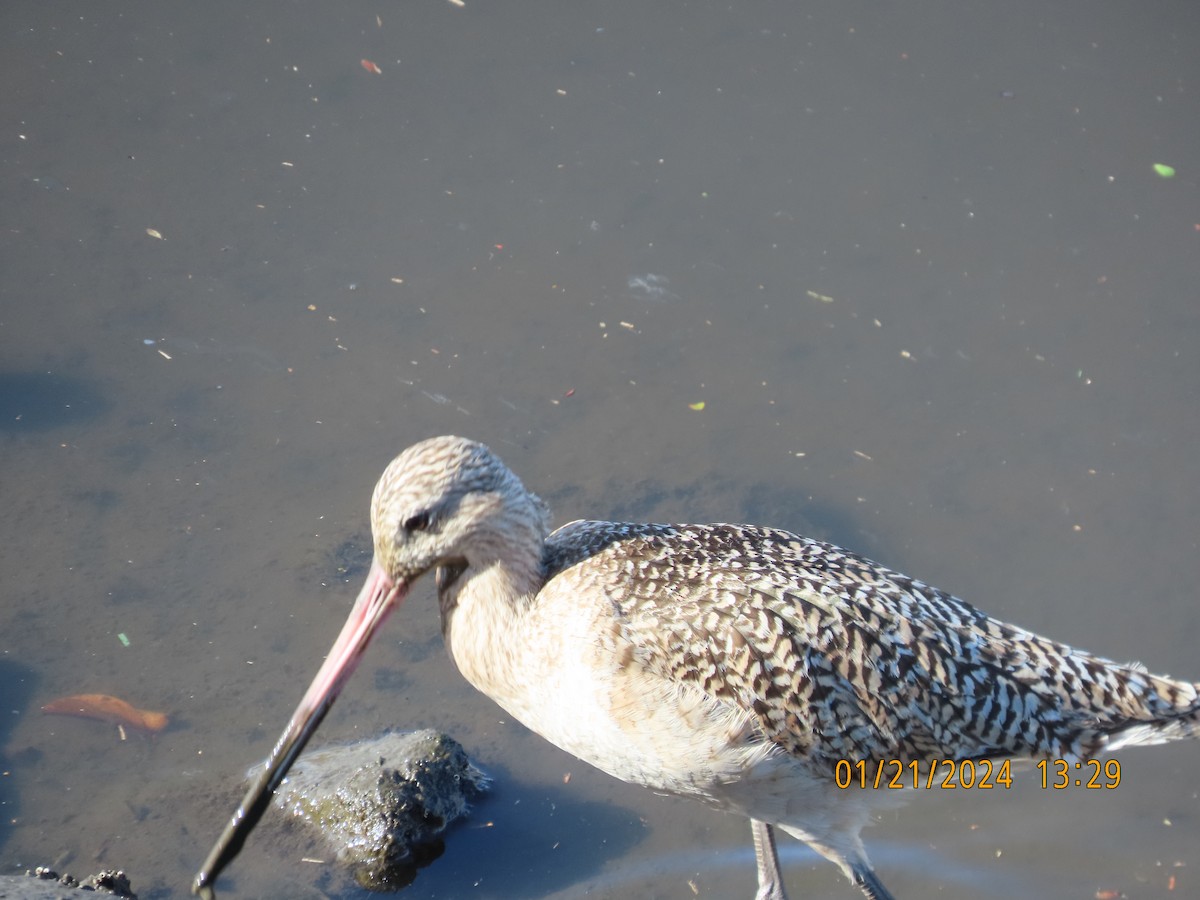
(1036, 758), (1121, 789)
(834, 758), (1014, 789)
(834, 758), (1122, 790)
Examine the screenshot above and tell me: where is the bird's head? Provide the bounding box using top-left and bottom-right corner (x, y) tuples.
(370, 435), (549, 586)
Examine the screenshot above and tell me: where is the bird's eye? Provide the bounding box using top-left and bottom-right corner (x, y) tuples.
(403, 510), (433, 533)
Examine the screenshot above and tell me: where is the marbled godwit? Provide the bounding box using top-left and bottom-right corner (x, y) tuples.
(195, 435), (1200, 899)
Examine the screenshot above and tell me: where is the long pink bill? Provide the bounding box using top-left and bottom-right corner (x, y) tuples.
(192, 558), (406, 899)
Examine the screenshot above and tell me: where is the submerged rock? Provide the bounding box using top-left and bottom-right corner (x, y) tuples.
(0, 868), (136, 898)
(270, 729), (489, 891)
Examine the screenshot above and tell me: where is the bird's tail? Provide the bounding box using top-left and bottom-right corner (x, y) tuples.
(1102, 667), (1200, 752)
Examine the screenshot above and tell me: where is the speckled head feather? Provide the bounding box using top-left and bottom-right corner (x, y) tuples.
(370, 436), (550, 585)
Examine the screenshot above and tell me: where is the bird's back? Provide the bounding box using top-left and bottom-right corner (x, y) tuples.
(537, 519), (1200, 777)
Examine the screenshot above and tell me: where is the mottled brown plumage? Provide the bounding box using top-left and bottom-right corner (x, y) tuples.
(543, 519), (1199, 767)
(194, 435), (1200, 900)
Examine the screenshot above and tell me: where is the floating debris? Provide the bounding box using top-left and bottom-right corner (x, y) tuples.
(42, 694), (169, 733)
(627, 274), (677, 301)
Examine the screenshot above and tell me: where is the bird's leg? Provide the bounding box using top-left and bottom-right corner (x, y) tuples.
(750, 819), (789, 900)
(850, 861), (896, 900)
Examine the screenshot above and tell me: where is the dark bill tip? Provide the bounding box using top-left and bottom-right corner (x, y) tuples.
(192, 560), (403, 896)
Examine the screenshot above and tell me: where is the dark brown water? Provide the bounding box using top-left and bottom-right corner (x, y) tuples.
(2, 1), (1198, 897)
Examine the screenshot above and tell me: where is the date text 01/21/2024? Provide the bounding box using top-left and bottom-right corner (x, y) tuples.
(833, 758), (1123, 790)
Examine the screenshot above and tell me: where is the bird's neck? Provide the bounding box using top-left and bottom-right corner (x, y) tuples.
(438, 540), (545, 704)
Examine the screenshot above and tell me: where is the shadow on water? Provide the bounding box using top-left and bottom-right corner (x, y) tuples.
(0, 371), (108, 432)
(414, 775), (645, 900)
(180, 760), (642, 900)
(0, 659), (37, 855)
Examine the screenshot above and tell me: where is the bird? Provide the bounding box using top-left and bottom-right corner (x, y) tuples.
(194, 434), (1200, 899)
